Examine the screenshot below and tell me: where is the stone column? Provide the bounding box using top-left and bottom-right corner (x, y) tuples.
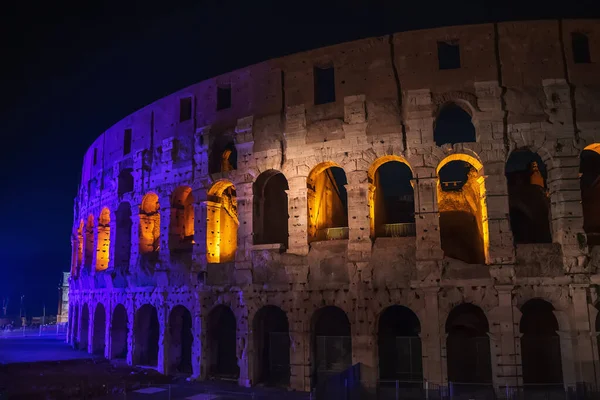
(558, 330), (577, 388)
(70, 236), (78, 276)
(345, 170), (372, 279)
(91, 216), (100, 275)
(419, 287), (444, 386)
(87, 305), (94, 354)
(129, 203), (141, 272)
(569, 284), (597, 387)
(234, 181), (253, 284)
(289, 311), (310, 391)
(104, 301), (112, 359)
(107, 216), (117, 271)
(204, 201), (222, 264)
(158, 198), (172, 268)
(157, 299), (169, 375)
(126, 295), (135, 366)
(191, 306), (203, 379)
(192, 190), (209, 277)
(488, 286), (522, 389)
(286, 176), (309, 255)
(237, 317), (252, 387)
(351, 304), (377, 390)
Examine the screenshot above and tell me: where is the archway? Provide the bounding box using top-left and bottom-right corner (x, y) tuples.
(169, 186), (194, 257)
(134, 304), (159, 366)
(80, 304), (89, 351)
(311, 306), (352, 388)
(437, 155), (487, 264)
(580, 146), (600, 247)
(96, 208), (110, 271)
(72, 220), (84, 276)
(139, 193), (160, 258)
(378, 306), (422, 381)
(93, 303), (106, 356)
(520, 299), (563, 386)
(307, 163), (349, 242)
(111, 304), (128, 359)
(368, 158), (415, 238)
(253, 171), (289, 247)
(168, 305), (193, 374)
(207, 305), (239, 378)
(445, 304), (492, 390)
(83, 215), (95, 272)
(115, 202), (132, 271)
(253, 306), (290, 386)
(209, 138), (237, 174)
(506, 149), (552, 244)
(206, 181), (238, 263)
(433, 102), (476, 146)
(71, 305), (79, 347)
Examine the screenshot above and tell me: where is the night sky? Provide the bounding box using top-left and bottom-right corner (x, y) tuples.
(1, 0), (598, 317)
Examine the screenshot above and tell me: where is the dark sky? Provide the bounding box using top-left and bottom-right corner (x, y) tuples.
(1, 0), (598, 317)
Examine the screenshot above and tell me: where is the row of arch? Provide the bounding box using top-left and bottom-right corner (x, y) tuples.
(70, 298), (588, 388)
(73, 144), (600, 273)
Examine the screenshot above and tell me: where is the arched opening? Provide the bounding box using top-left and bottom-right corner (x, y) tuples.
(437, 156), (487, 264)
(209, 139), (237, 174)
(139, 193), (160, 258)
(206, 181), (238, 263)
(134, 304), (160, 366)
(83, 215), (95, 273)
(253, 306), (290, 386)
(311, 306), (352, 388)
(368, 158), (415, 238)
(378, 306), (422, 381)
(168, 305), (193, 374)
(117, 168), (134, 197)
(307, 163), (349, 242)
(445, 304), (492, 391)
(207, 305), (239, 379)
(169, 186), (195, 257)
(111, 304), (128, 359)
(71, 305), (79, 347)
(580, 145), (600, 247)
(93, 303), (106, 356)
(80, 304), (89, 351)
(506, 149), (552, 244)
(253, 171), (289, 247)
(115, 202), (132, 271)
(520, 299), (563, 386)
(73, 220), (84, 276)
(96, 208), (110, 271)
(433, 102), (476, 147)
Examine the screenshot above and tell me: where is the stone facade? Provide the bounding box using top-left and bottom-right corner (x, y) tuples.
(57, 272), (70, 324)
(67, 19), (600, 393)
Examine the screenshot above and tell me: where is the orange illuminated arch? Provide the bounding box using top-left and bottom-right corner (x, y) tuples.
(367, 155), (413, 183)
(170, 186), (195, 254)
(96, 208), (111, 271)
(83, 214), (95, 271)
(139, 193), (160, 256)
(584, 143), (600, 154)
(307, 161), (341, 187)
(436, 153), (483, 175)
(208, 180), (235, 197)
(206, 180), (238, 263)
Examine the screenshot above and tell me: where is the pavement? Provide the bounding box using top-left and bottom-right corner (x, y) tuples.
(0, 334), (91, 364)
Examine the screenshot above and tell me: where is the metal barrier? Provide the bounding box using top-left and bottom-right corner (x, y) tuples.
(0, 323), (67, 338)
(382, 223), (416, 237)
(326, 227), (350, 240)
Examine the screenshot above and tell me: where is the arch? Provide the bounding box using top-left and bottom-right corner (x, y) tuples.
(505, 149), (552, 244)
(437, 155), (488, 264)
(520, 299), (563, 385)
(74, 220), (84, 276)
(96, 208), (111, 271)
(445, 304), (492, 385)
(307, 163), (349, 242)
(83, 215), (95, 272)
(580, 145), (600, 247)
(209, 138), (237, 174)
(207, 305), (239, 379)
(368, 158), (415, 238)
(139, 193), (160, 257)
(115, 202), (132, 271)
(111, 304), (128, 359)
(134, 304), (159, 366)
(311, 306), (352, 388)
(433, 102), (477, 147)
(168, 305), (193, 374)
(117, 168), (134, 197)
(169, 186), (195, 256)
(80, 303), (90, 351)
(93, 303), (106, 355)
(206, 181), (238, 263)
(253, 305), (290, 386)
(253, 170), (289, 246)
(377, 306), (422, 381)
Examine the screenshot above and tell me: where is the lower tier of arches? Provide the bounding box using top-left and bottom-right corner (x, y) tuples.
(66, 284), (600, 394)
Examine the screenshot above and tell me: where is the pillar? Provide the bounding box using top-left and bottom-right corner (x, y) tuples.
(286, 176), (309, 255)
(289, 310), (310, 391)
(569, 284), (597, 388)
(107, 216), (117, 271)
(420, 287), (444, 386)
(129, 203), (141, 272)
(204, 200), (222, 264)
(87, 304), (94, 354)
(558, 330), (577, 388)
(126, 295), (135, 366)
(345, 170), (372, 270)
(351, 304), (377, 391)
(158, 198), (172, 268)
(234, 181), (253, 275)
(192, 191), (209, 276)
(104, 302), (112, 359)
(157, 299), (169, 375)
(191, 306), (203, 379)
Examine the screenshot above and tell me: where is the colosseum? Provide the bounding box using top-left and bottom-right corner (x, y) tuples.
(68, 18), (600, 396)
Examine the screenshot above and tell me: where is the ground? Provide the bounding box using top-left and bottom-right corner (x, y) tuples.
(0, 336), (308, 399)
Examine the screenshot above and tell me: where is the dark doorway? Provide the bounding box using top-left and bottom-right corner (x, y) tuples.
(253, 171), (289, 246)
(434, 103), (475, 146)
(311, 306), (352, 388)
(520, 299), (563, 385)
(169, 305), (193, 374)
(115, 202), (132, 271)
(80, 304), (89, 350)
(208, 305), (239, 379)
(111, 304), (128, 359)
(372, 162), (415, 238)
(134, 304), (160, 366)
(254, 306), (290, 386)
(378, 306), (422, 381)
(93, 303), (106, 356)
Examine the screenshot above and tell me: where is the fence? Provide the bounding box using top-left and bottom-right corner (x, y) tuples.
(0, 322), (67, 338)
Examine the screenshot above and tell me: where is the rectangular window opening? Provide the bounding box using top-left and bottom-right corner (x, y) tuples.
(93, 148), (98, 166)
(123, 128), (132, 156)
(572, 32), (591, 64)
(314, 65), (336, 105)
(217, 85), (232, 111)
(179, 97), (192, 122)
(437, 41), (461, 70)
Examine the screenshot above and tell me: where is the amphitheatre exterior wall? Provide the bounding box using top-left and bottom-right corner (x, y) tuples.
(69, 19), (600, 393)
